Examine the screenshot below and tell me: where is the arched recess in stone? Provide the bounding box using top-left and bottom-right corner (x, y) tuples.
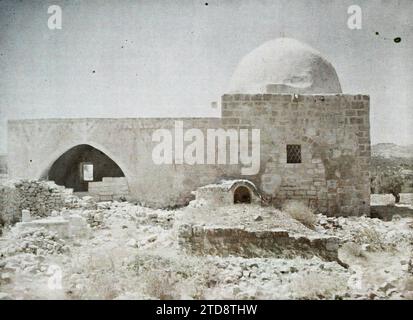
(233, 186), (252, 204)
(41, 144), (127, 192)
(227, 180), (261, 204)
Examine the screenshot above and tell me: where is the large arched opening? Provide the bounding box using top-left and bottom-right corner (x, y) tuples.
(47, 144), (125, 192)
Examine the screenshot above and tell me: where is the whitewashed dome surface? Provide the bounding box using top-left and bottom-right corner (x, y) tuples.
(228, 38), (342, 94)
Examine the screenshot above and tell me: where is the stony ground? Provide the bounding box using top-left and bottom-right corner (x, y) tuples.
(0, 199), (413, 300)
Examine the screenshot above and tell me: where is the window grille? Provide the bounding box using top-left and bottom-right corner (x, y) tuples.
(286, 145), (301, 163)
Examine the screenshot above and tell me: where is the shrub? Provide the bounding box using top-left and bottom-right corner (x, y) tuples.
(375, 172), (404, 203)
(352, 227), (388, 251)
(64, 253), (121, 299)
(132, 253), (219, 299)
(283, 201), (317, 229)
(143, 270), (178, 300)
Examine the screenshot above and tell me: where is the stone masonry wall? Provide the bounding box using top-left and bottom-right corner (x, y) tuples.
(88, 177), (130, 201)
(7, 93), (370, 215)
(221, 94), (370, 216)
(178, 224), (341, 263)
(7, 118), (227, 208)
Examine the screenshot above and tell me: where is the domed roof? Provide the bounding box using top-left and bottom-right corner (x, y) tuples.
(228, 38), (342, 94)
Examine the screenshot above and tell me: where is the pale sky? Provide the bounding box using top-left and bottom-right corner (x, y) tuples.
(0, 0), (412, 154)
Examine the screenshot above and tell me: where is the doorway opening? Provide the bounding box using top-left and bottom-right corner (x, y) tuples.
(47, 144), (125, 192)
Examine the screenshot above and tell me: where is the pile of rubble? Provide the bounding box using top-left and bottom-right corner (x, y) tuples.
(64, 195), (97, 210)
(0, 193), (412, 300)
(95, 201), (175, 229)
(316, 214), (413, 252)
(130, 252), (351, 300)
(85, 210), (106, 229)
(1, 228), (69, 256)
(207, 256), (350, 299)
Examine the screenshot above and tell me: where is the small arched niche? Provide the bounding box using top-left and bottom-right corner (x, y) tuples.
(233, 186), (252, 204)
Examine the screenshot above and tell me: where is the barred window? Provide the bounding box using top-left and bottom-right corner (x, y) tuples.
(286, 145), (301, 163)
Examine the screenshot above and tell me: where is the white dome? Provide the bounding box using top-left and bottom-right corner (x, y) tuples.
(228, 38), (342, 94)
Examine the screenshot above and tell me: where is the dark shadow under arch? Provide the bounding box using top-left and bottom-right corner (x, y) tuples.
(47, 144), (125, 192)
(234, 186), (251, 204)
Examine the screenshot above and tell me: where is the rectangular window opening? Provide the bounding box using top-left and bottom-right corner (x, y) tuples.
(287, 144), (302, 164)
(81, 162), (94, 181)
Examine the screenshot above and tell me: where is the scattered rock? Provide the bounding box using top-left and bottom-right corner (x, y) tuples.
(379, 282), (395, 292)
(1, 190), (412, 300)
(1, 272), (12, 282)
(148, 213), (158, 220)
(146, 235), (157, 243)
(126, 239), (138, 248)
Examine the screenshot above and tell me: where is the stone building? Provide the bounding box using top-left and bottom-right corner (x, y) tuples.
(6, 38), (370, 216)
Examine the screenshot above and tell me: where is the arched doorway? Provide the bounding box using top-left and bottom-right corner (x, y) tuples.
(233, 186), (251, 204)
(47, 144), (125, 192)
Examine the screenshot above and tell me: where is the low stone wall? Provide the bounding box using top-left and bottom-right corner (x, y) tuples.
(371, 204), (413, 221)
(178, 224), (341, 264)
(400, 193), (413, 205)
(16, 212), (90, 239)
(0, 179), (72, 225)
(371, 193), (413, 206)
(88, 177), (129, 201)
(370, 194), (395, 206)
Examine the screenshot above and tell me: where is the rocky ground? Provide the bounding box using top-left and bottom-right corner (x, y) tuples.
(0, 198), (413, 300)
